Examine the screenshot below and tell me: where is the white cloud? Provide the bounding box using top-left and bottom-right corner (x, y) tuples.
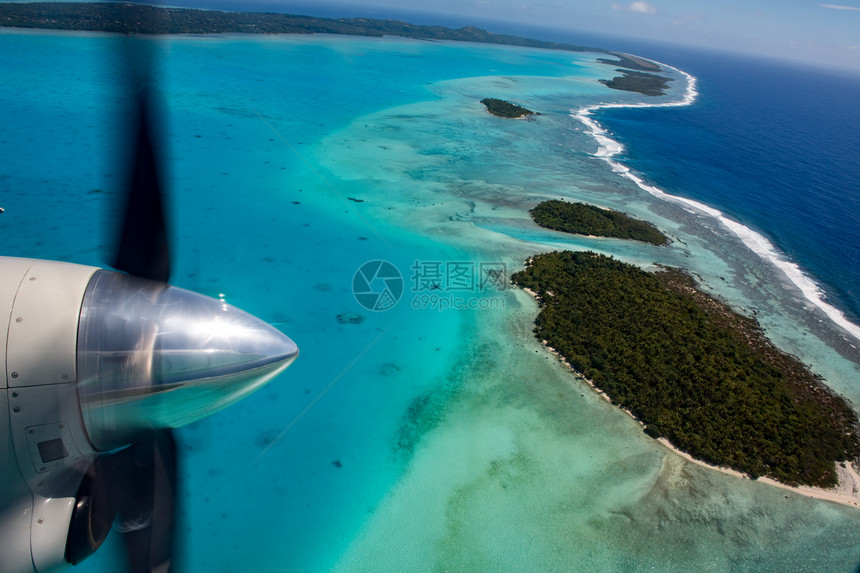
(630, 1), (657, 14)
(612, 1), (657, 14)
(818, 3), (860, 10)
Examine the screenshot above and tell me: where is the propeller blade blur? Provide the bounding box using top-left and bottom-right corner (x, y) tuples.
(113, 431), (179, 573)
(112, 88), (171, 283)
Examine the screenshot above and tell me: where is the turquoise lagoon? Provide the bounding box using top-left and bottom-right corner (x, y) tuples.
(1, 30), (859, 571)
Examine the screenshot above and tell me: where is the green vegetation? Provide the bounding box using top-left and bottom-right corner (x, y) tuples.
(596, 53), (672, 96)
(481, 98), (537, 118)
(0, 2), (600, 57)
(600, 69), (674, 97)
(530, 200), (668, 245)
(511, 251), (860, 487)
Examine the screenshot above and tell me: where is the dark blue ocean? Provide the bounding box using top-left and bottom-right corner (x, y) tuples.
(593, 46), (860, 326)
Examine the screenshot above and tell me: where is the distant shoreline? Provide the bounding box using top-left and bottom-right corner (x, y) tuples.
(0, 2), (605, 50)
(0, 2), (673, 96)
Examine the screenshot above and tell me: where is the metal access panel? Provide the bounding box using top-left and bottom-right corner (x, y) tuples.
(5, 259), (97, 388)
(0, 257), (35, 390)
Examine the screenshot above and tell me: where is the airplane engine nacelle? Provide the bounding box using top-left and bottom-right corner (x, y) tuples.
(1, 257), (98, 573)
(1, 257), (298, 572)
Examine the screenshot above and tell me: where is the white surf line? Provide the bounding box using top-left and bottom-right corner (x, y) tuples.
(573, 61), (860, 343)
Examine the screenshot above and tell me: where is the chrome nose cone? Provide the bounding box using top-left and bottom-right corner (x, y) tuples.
(77, 270), (298, 451)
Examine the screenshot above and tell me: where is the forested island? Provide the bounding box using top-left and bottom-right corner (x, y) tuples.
(600, 69), (674, 97)
(530, 200), (668, 245)
(595, 52), (674, 96)
(481, 98), (537, 118)
(512, 251), (860, 488)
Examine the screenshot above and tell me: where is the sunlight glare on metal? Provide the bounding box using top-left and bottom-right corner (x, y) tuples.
(76, 270), (298, 451)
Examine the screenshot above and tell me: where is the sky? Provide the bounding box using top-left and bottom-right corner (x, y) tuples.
(11, 1), (860, 71)
(196, 0), (860, 72)
(312, 0), (860, 72)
